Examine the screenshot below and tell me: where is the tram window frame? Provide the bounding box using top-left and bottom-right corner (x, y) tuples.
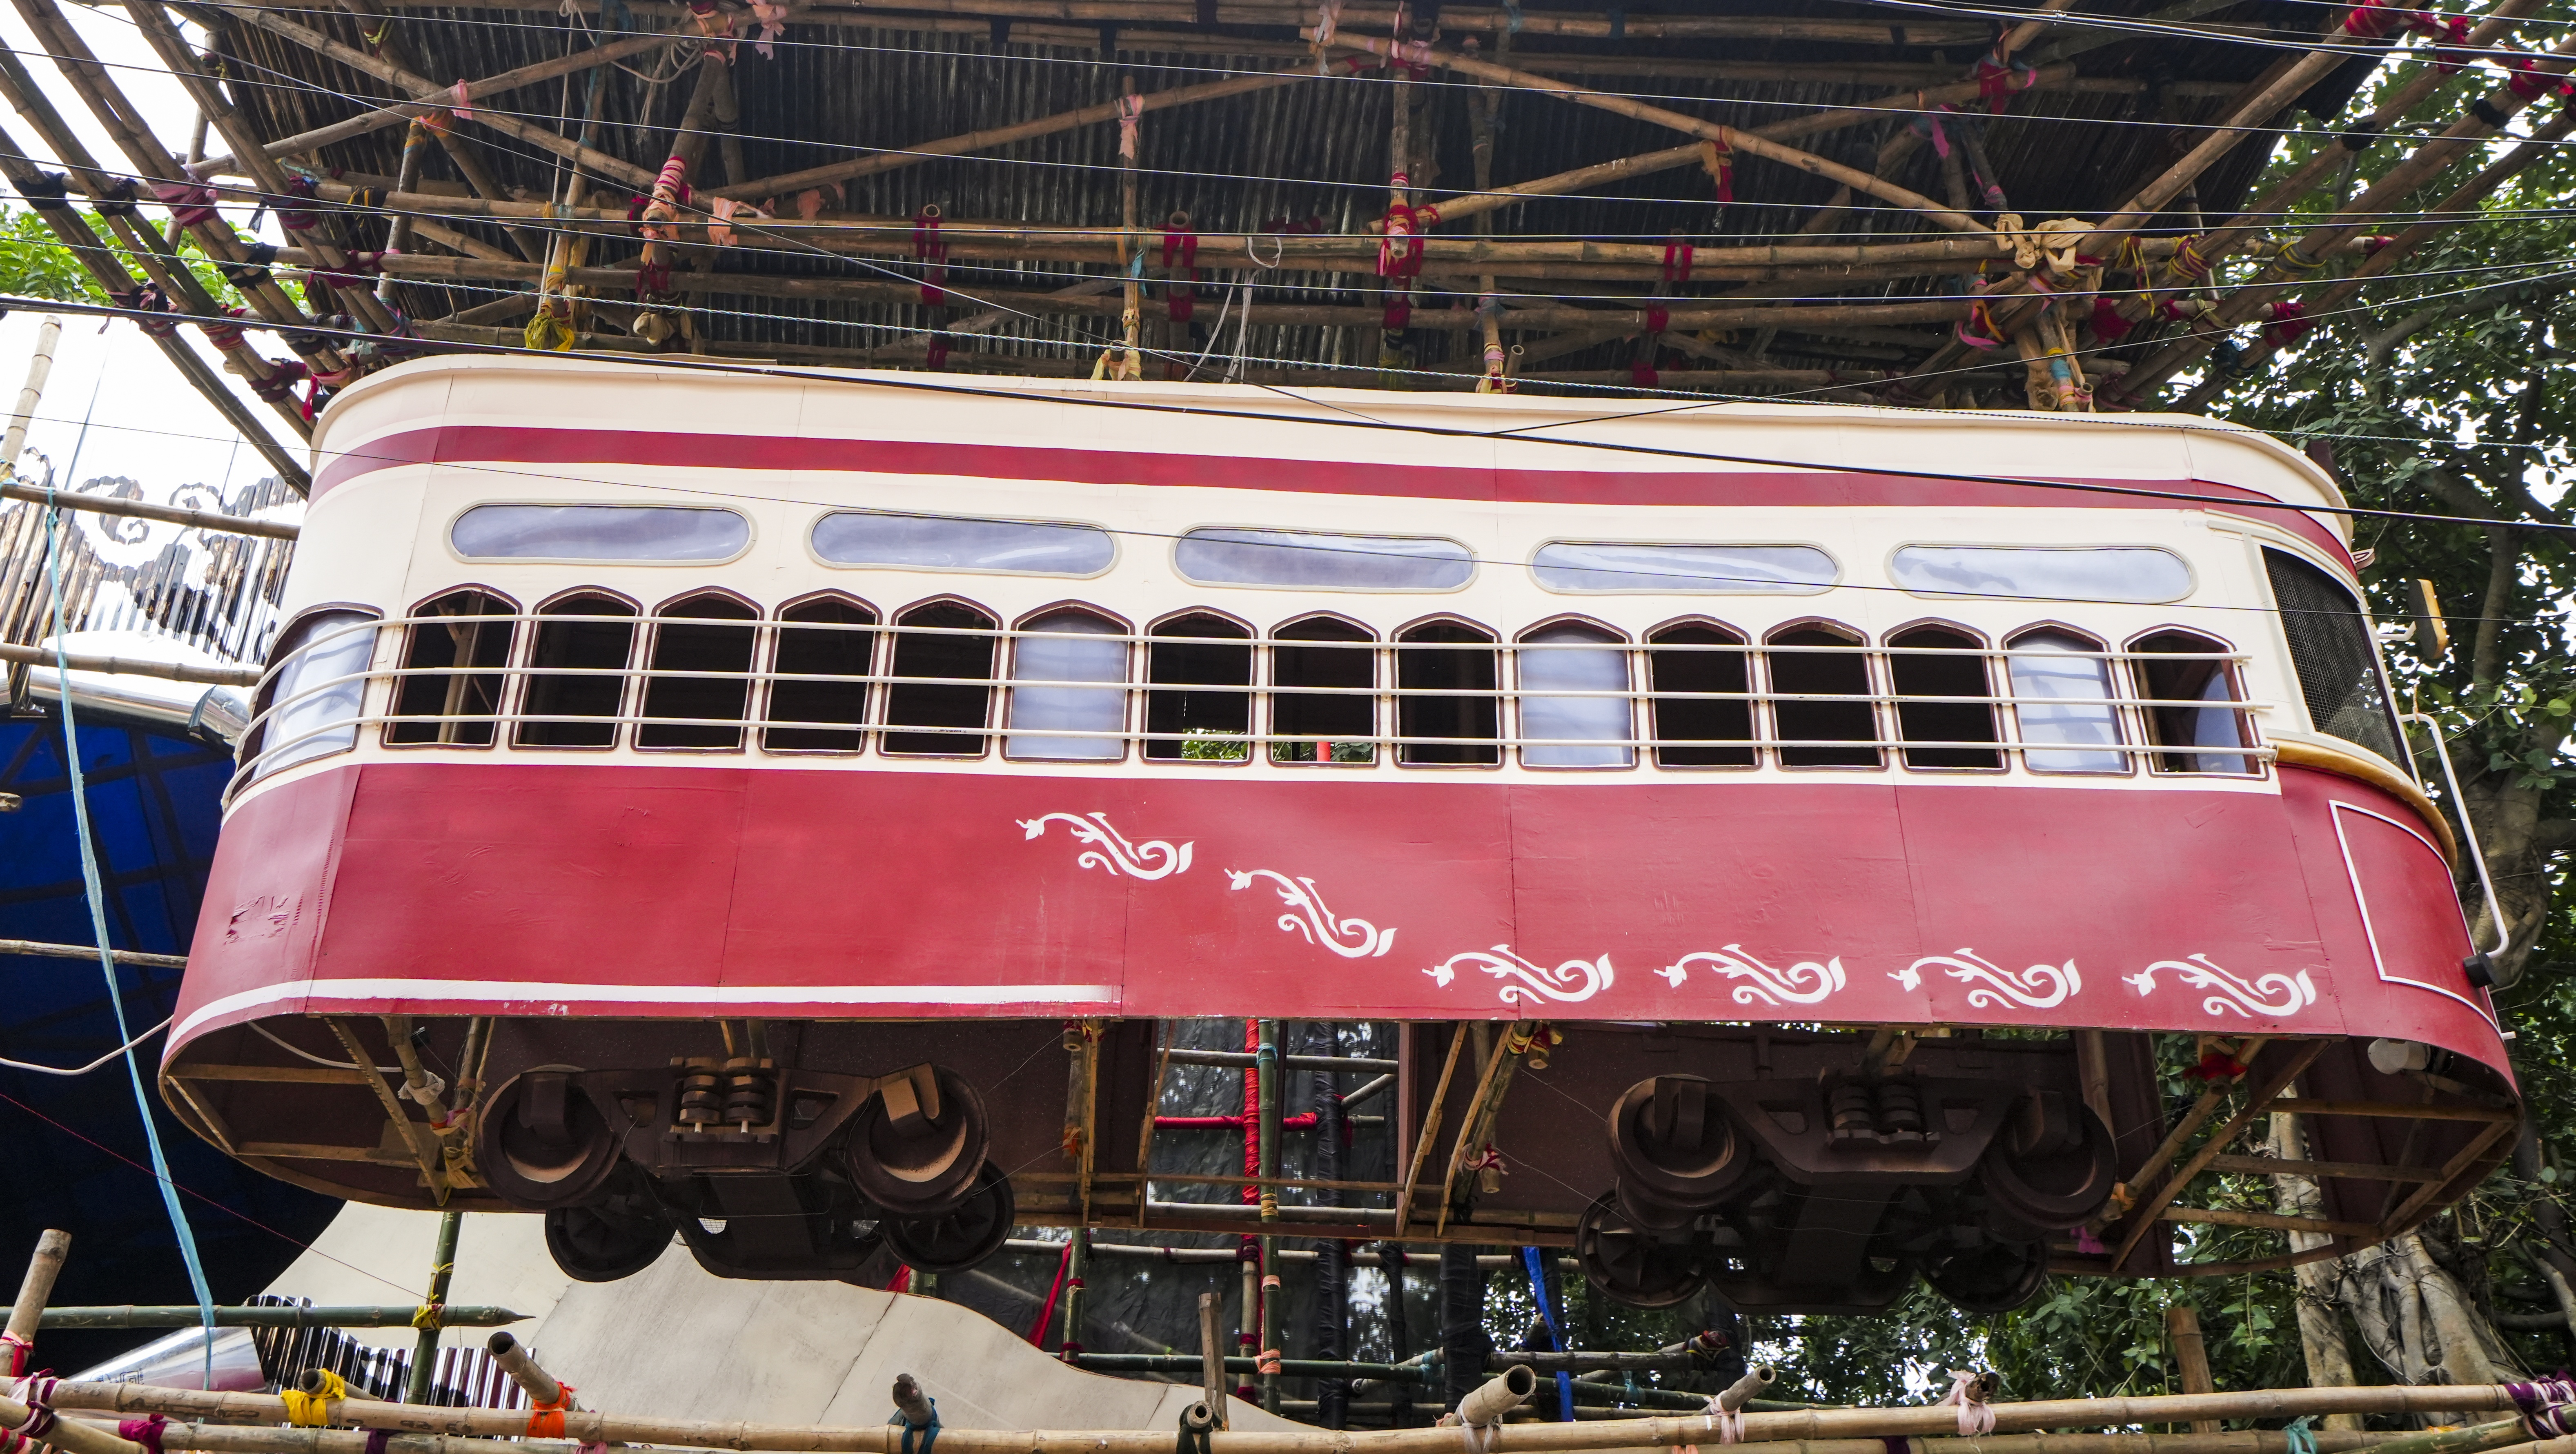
(637, 589), (761, 753)
(2004, 623), (2131, 776)
(1269, 613), (1378, 766)
(1530, 539), (1839, 595)
(1144, 610), (1255, 764)
(763, 591), (878, 754)
(513, 588), (641, 750)
(1396, 615), (1502, 768)
(243, 604), (382, 781)
(1515, 617), (1636, 770)
(1886, 542), (2195, 604)
(384, 587), (517, 748)
(2128, 627), (2258, 776)
(881, 597), (1000, 757)
(1886, 622), (2003, 771)
(809, 510), (1118, 579)
(1645, 619), (1757, 769)
(1764, 620), (1882, 769)
(448, 502), (753, 564)
(1174, 527), (1476, 592)
(1004, 604), (1133, 763)
(2260, 546), (2409, 770)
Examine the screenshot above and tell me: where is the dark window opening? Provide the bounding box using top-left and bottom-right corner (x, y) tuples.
(1271, 617), (1375, 764)
(1398, 620), (1499, 766)
(387, 590), (516, 746)
(1889, 626), (2000, 769)
(2264, 548), (2405, 767)
(515, 593), (636, 748)
(1147, 614), (1252, 762)
(1768, 625), (1879, 767)
(2134, 630), (2253, 774)
(765, 597), (876, 752)
(883, 601), (995, 755)
(1647, 624), (1755, 768)
(639, 593), (758, 749)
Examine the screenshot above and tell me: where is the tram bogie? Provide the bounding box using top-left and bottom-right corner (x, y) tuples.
(162, 356), (2519, 1314)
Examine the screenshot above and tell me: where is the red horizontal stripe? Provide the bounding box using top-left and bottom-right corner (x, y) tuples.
(311, 423), (2352, 568)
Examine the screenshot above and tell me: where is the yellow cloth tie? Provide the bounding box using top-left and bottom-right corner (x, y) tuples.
(282, 1369), (346, 1427)
(524, 311), (576, 352)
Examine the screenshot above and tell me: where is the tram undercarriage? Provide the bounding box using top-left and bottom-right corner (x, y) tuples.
(165, 1014), (2516, 1316)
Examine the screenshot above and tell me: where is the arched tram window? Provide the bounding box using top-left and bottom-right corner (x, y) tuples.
(883, 601), (996, 756)
(639, 592), (759, 750)
(1007, 608), (1128, 762)
(515, 592), (637, 748)
(2133, 630), (2254, 775)
(1271, 616), (1375, 764)
(2264, 548), (2407, 768)
(1645, 623), (1754, 768)
(1398, 620), (1500, 767)
(245, 607), (378, 779)
(2007, 628), (2125, 774)
(764, 596), (876, 753)
(387, 589), (514, 746)
(1518, 621), (1632, 769)
(1146, 614), (1253, 762)
(1889, 625), (2001, 770)
(1768, 623), (1878, 768)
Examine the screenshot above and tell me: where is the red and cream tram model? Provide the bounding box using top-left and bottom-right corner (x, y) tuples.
(166, 355), (2518, 1313)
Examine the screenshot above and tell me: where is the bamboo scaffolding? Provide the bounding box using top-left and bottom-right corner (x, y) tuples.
(36, 1306), (519, 1329)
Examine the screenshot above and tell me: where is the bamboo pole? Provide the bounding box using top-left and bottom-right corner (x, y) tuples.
(40, 1306), (517, 1330)
(485, 1331), (565, 1405)
(0, 315), (58, 473)
(1314, 33), (1987, 235)
(0, 640), (260, 688)
(4, 1231), (69, 1376)
(322, 0), (548, 262)
(0, 477), (299, 542)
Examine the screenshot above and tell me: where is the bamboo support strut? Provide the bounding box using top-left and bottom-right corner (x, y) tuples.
(0, 481), (300, 539)
(0, 641), (259, 687)
(13, 1380), (2542, 1453)
(0, 941), (186, 969)
(38, 1305), (519, 1329)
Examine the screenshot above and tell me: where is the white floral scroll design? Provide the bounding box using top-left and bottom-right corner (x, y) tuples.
(1895, 949), (2082, 1010)
(1656, 946), (1847, 1006)
(1015, 811), (1193, 880)
(1425, 946), (1615, 1006)
(1225, 868), (1396, 958)
(2123, 955), (2318, 1018)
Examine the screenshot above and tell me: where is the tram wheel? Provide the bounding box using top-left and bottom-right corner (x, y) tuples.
(544, 1173), (671, 1283)
(478, 1068), (624, 1211)
(1576, 1191), (1705, 1309)
(1607, 1076), (1751, 1212)
(1982, 1093), (2117, 1231)
(884, 1161), (1015, 1274)
(1925, 1240), (2050, 1314)
(846, 1067), (989, 1216)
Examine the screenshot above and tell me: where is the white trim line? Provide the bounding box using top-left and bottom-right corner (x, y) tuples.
(173, 977), (1120, 1042)
(2327, 799), (2499, 1029)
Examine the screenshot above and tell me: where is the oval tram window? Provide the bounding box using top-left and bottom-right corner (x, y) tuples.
(1890, 545), (2192, 603)
(1533, 542), (1836, 594)
(452, 504), (750, 561)
(813, 511), (1113, 575)
(1175, 528), (1472, 590)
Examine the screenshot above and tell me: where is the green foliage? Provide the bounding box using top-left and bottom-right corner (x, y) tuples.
(0, 207), (252, 314)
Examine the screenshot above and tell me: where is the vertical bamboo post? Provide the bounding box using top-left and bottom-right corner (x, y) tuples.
(1198, 1291), (1228, 1428)
(1463, 43), (1505, 394)
(1379, 43), (1412, 385)
(1113, 74), (1142, 380)
(405, 1212), (462, 1405)
(1060, 1229), (1089, 1356)
(1256, 1018), (1281, 1414)
(2166, 1304), (2219, 1434)
(378, 120), (435, 307)
(1, 317), (62, 476)
(4, 1229), (70, 1380)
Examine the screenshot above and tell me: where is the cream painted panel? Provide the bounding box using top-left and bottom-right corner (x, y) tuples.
(259, 1205), (570, 1354)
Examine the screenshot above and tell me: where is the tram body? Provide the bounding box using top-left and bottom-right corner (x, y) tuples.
(164, 356), (2516, 1313)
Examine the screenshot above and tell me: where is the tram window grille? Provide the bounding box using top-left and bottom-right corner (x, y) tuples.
(764, 595), (876, 752)
(2263, 548), (2405, 767)
(246, 607), (379, 778)
(1145, 613), (1253, 761)
(1518, 621), (1633, 768)
(1006, 608), (1129, 761)
(1767, 624), (1879, 767)
(1888, 625), (2001, 769)
(1271, 615), (1376, 764)
(639, 592), (759, 750)
(1397, 621), (1500, 766)
(387, 590), (517, 747)
(2132, 630), (2255, 774)
(515, 592), (637, 748)
(882, 600), (996, 755)
(1646, 623), (1756, 768)
(2006, 628), (2125, 773)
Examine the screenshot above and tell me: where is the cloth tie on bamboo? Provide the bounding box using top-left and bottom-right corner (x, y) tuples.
(111, 283), (179, 340)
(1678, 1389), (1747, 1450)
(246, 358), (309, 403)
(2282, 1417), (2317, 1454)
(0, 1333), (25, 1377)
(1699, 138), (1733, 203)
(1940, 1371), (1994, 1436)
(1632, 306), (1670, 390)
(2508, 1377), (2576, 1436)
(914, 209), (948, 307)
(151, 180), (219, 230)
(526, 1382), (578, 1438)
(3, 1375), (59, 1454)
(1972, 49), (2033, 113)
(889, 1394), (939, 1454)
(119, 1414), (169, 1454)
(1028, 1239), (1076, 1345)
(1116, 93), (1145, 162)
(1662, 242), (1694, 284)
(706, 197), (764, 249)
(1162, 224), (1198, 323)
(364, 1429), (392, 1454)
(750, 0), (788, 56)
(687, 0), (737, 56)
(1309, 0), (1342, 72)
(283, 1369), (347, 1427)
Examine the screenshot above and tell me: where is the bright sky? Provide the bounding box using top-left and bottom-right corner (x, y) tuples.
(0, 1), (294, 499)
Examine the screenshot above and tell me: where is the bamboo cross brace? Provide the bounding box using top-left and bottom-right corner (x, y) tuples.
(1130, 1021), (1175, 1229)
(1434, 1026), (1524, 1236)
(323, 1017), (450, 1201)
(715, 65), (1311, 200)
(2111, 1040), (2327, 1270)
(18, 1376), (2538, 1451)
(322, 0), (551, 261)
(224, 5), (659, 189)
(189, 5), (727, 174)
(1390, 1026), (1467, 1236)
(2375, 1114), (2521, 1238)
(1317, 33), (1987, 235)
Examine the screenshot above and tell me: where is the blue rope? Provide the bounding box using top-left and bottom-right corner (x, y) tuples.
(1519, 1246), (1576, 1421)
(42, 487), (218, 1381)
(2283, 1416), (2317, 1454)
